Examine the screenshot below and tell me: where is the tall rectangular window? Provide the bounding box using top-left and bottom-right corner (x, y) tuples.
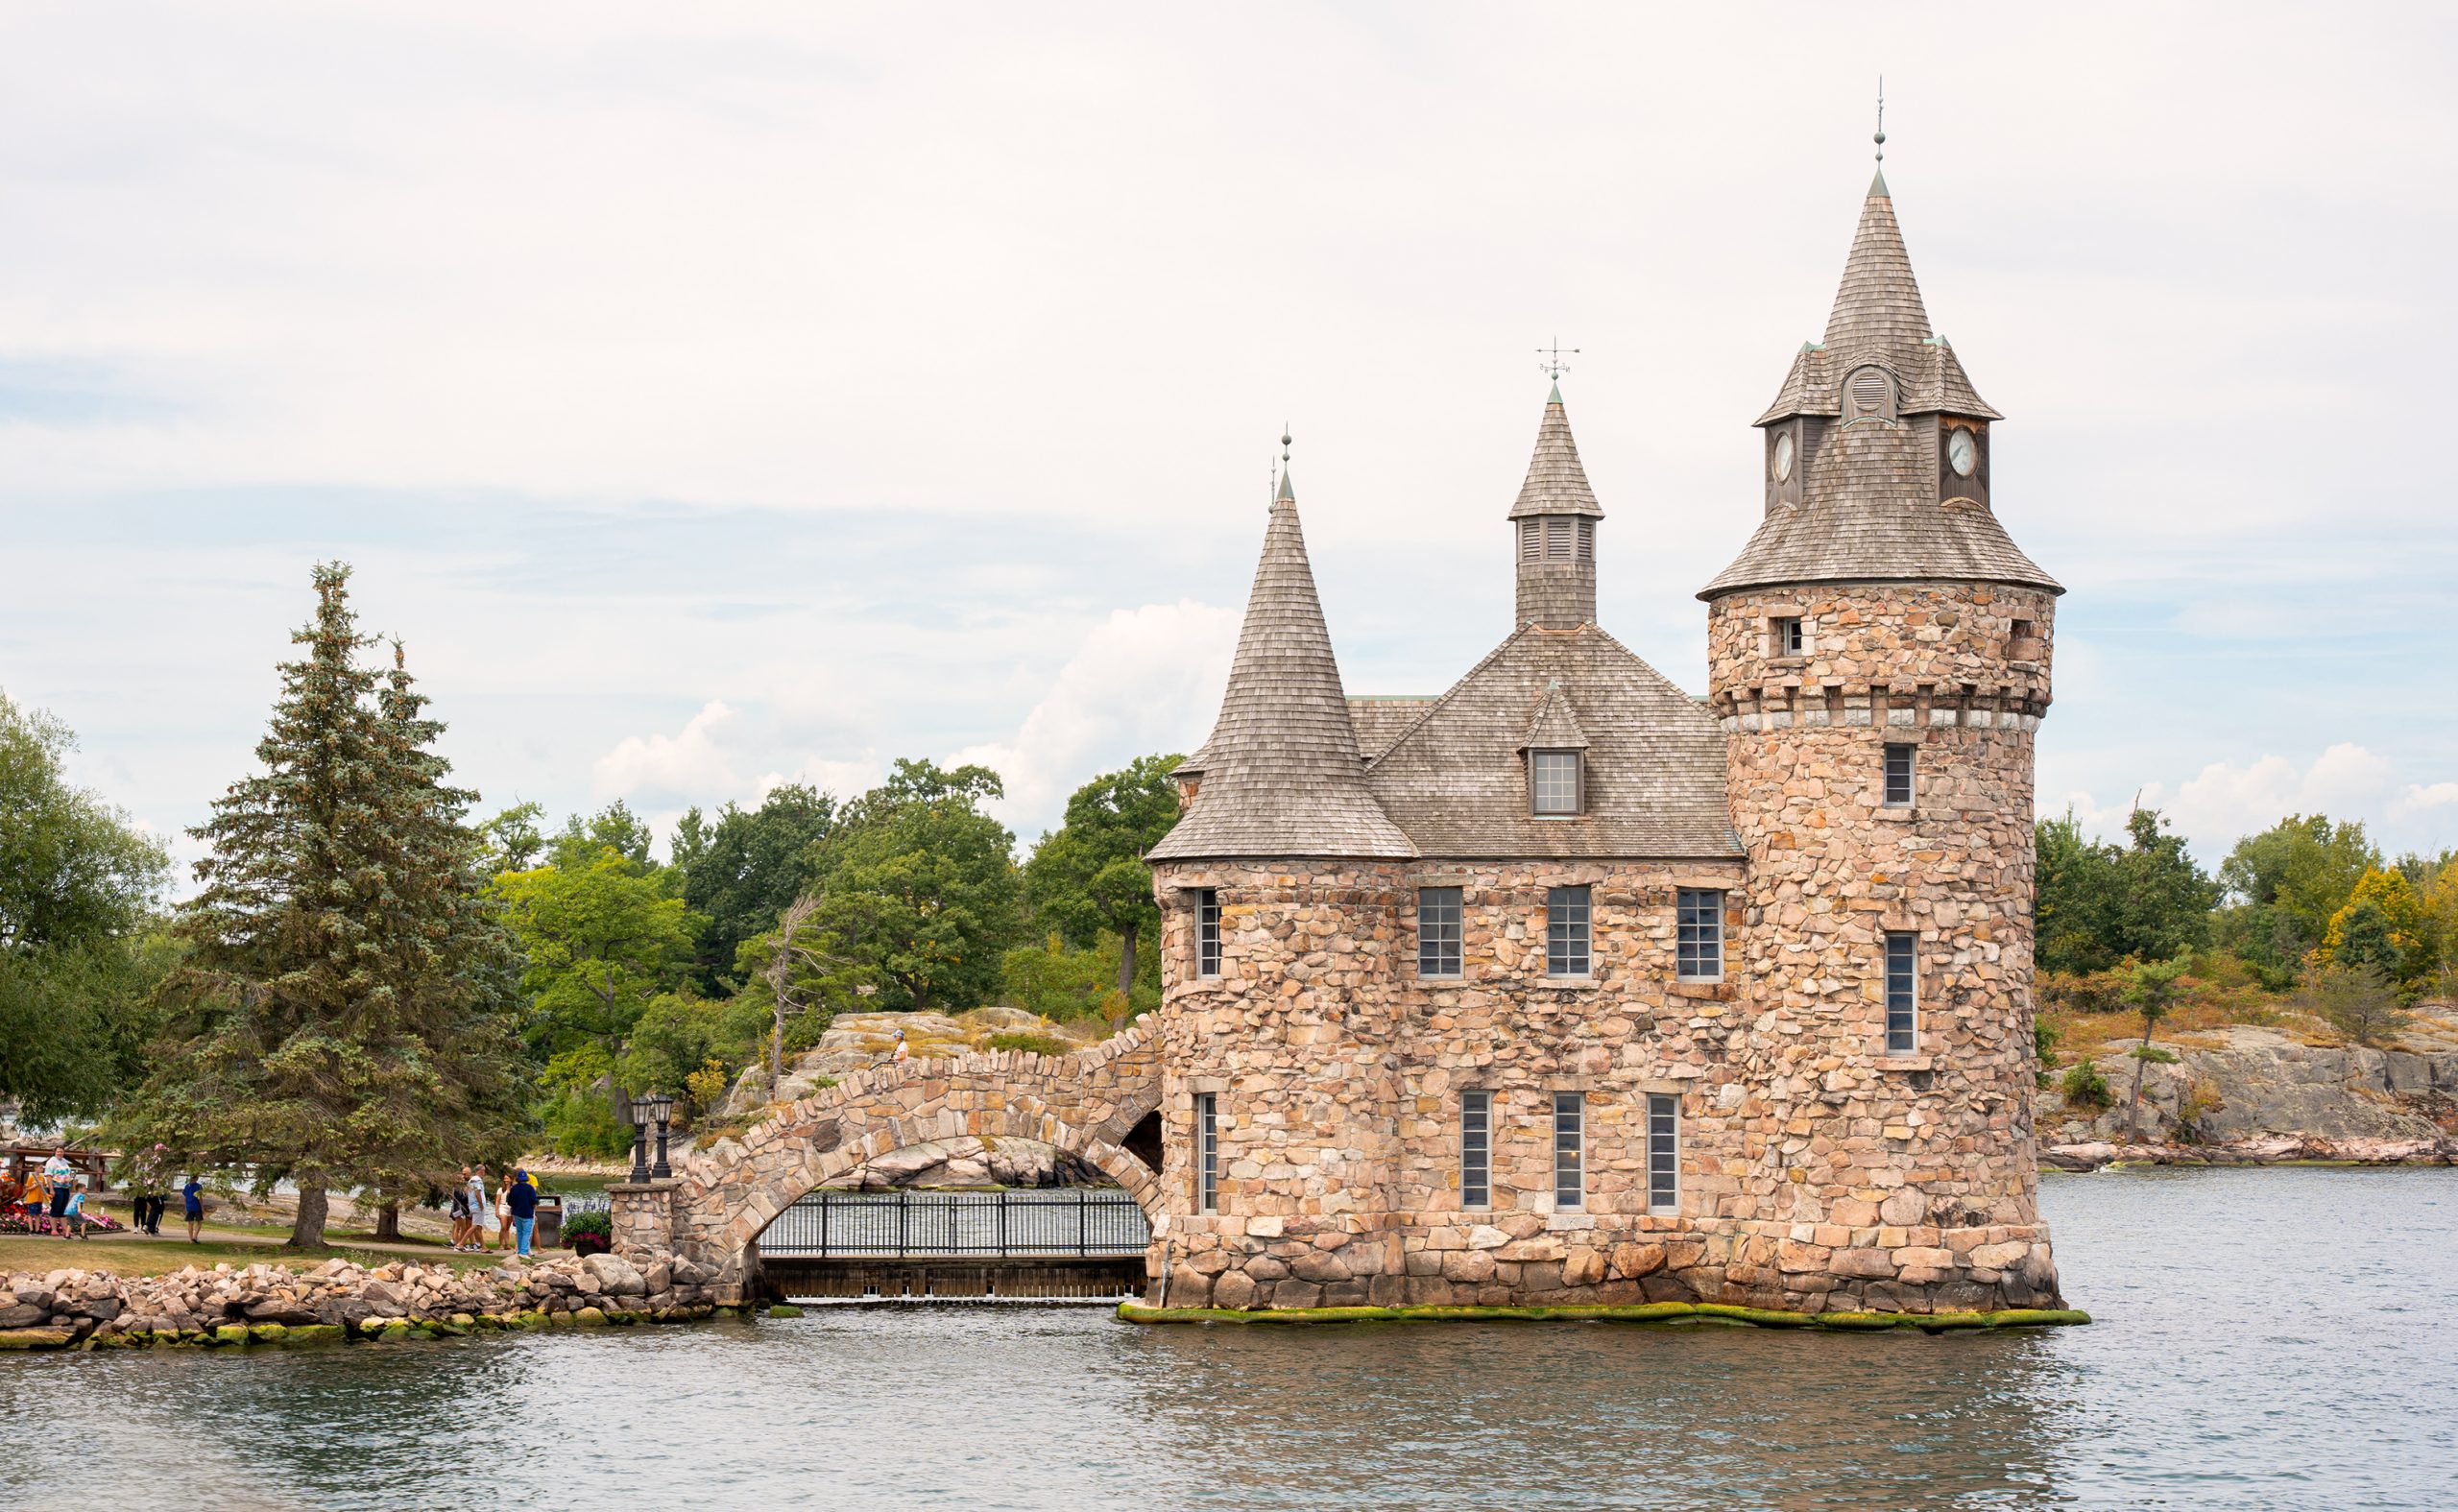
(1552, 1092), (1583, 1210)
(1195, 1092), (1218, 1212)
(1884, 743), (1916, 808)
(1771, 615), (1804, 657)
(1195, 889), (1221, 978)
(1547, 886), (1590, 976)
(1647, 1094), (1679, 1215)
(1530, 751), (1581, 815)
(1417, 886), (1462, 978)
(1459, 1090), (1491, 1209)
(1675, 888), (1723, 981)
(1885, 932), (1917, 1054)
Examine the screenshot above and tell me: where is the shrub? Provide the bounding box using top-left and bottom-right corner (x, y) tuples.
(2034, 1020), (2060, 1090)
(2297, 961), (2412, 1048)
(987, 1031), (1072, 1056)
(2040, 969), (2130, 1016)
(2060, 1062), (2111, 1110)
(562, 1209), (613, 1255)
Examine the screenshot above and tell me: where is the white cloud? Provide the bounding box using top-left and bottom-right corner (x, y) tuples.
(591, 701), (744, 805)
(2060, 742), (2458, 862)
(952, 600), (1236, 841)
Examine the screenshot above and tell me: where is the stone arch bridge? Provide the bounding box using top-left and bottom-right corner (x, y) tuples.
(610, 1020), (1164, 1301)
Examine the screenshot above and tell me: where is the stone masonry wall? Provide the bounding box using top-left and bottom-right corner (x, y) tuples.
(1145, 853), (2062, 1315)
(1706, 579), (2059, 1280)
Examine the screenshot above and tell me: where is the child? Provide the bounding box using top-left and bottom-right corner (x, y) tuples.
(63, 1179), (89, 1239)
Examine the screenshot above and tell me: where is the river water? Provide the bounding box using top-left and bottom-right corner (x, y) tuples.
(4, 1166), (2452, 1510)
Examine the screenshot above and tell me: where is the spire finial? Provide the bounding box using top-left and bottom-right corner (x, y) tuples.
(1276, 426), (1294, 503)
(1874, 77), (1886, 163)
(1536, 337), (1578, 383)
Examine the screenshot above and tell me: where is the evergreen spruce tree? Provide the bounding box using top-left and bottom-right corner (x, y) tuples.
(123, 564), (525, 1247)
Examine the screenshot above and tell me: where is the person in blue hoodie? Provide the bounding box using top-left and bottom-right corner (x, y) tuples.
(181, 1175), (205, 1243)
(507, 1169), (540, 1258)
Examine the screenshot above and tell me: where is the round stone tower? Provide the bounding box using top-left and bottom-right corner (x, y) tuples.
(1700, 167), (2064, 1307)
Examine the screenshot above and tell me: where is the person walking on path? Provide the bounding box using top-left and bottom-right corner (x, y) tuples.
(43, 1148), (75, 1219)
(448, 1167), (473, 1251)
(63, 1180), (89, 1239)
(507, 1169), (540, 1259)
(495, 1172), (515, 1253)
(181, 1175), (205, 1242)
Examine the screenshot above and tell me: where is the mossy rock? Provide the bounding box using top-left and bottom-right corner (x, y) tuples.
(1116, 1301), (2092, 1332)
(377, 1320), (414, 1341)
(428, 1321), (469, 1338)
(764, 1304), (806, 1319)
(212, 1324), (253, 1346)
(571, 1307), (609, 1327)
(0, 1327), (75, 1356)
(448, 1312), (476, 1328)
(283, 1325), (347, 1347)
(248, 1323), (289, 1344)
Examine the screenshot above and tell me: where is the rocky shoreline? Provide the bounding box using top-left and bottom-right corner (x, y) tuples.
(0, 1248), (736, 1353)
(2043, 1134), (2455, 1171)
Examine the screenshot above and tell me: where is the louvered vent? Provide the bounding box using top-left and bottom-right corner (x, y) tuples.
(1519, 519), (1540, 562)
(1849, 368), (1890, 417)
(1576, 519), (1594, 561)
(1545, 517), (1575, 562)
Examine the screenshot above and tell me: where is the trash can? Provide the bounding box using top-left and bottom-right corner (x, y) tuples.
(536, 1195), (564, 1250)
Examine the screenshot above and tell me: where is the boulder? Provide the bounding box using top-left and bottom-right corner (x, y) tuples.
(582, 1253), (647, 1296)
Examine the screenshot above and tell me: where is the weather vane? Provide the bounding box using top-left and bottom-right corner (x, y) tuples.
(1875, 77), (1886, 163)
(1537, 338), (1578, 382)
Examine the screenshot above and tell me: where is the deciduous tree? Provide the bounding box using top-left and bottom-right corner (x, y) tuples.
(1024, 755), (1180, 1000)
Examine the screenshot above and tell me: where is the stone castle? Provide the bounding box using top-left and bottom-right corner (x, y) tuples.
(1141, 163), (2066, 1315)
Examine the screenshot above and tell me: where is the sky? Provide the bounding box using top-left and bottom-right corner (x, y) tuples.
(3, 3), (2455, 883)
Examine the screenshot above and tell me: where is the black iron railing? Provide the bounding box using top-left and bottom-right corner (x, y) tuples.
(759, 1188), (1148, 1259)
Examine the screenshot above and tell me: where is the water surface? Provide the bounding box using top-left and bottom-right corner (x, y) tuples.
(4, 1166), (2451, 1510)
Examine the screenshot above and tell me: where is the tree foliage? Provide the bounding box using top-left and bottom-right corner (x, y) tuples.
(1023, 755), (1179, 1000)
(118, 565), (525, 1246)
(2035, 808), (2221, 975)
(669, 782), (836, 991)
(0, 691), (175, 1122)
(2212, 814), (2381, 988)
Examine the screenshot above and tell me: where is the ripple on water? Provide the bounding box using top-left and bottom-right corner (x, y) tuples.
(2, 1166), (2453, 1511)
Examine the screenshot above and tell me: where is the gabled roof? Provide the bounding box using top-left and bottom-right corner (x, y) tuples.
(1699, 421), (2060, 597)
(1506, 385), (1604, 520)
(1348, 696), (1435, 760)
(1147, 479), (1416, 862)
(1517, 683), (1589, 751)
(1362, 624), (1738, 859)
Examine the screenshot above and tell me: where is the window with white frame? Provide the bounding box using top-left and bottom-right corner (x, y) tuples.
(1417, 886), (1462, 978)
(1195, 1092), (1218, 1212)
(1885, 932), (1917, 1054)
(1552, 1092), (1584, 1210)
(1196, 890), (1221, 977)
(1530, 751), (1581, 816)
(1675, 889), (1723, 981)
(1771, 615), (1804, 657)
(1460, 1090), (1491, 1209)
(1547, 886), (1590, 977)
(1646, 1094), (1678, 1214)
(1884, 743), (1916, 808)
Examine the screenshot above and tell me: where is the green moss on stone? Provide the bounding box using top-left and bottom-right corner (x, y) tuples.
(212, 1324), (253, 1346)
(764, 1304), (806, 1319)
(248, 1323), (289, 1344)
(572, 1307), (609, 1327)
(283, 1325), (347, 1346)
(1115, 1301), (2092, 1332)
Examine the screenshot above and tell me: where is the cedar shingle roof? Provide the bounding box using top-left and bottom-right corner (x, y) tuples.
(1506, 385), (1605, 520)
(1147, 481), (1416, 862)
(1708, 176), (2058, 600)
(1362, 625), (1738, 859)
(1348, 697), (1435, 760)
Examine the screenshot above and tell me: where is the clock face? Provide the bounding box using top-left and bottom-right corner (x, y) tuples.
(1946, 428), (1978, 478)
(1771, 431), (1795, 483)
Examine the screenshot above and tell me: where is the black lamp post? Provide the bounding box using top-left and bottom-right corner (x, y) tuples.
(639, 1091), (676, 1180)
(626, 1099), (653, 1185)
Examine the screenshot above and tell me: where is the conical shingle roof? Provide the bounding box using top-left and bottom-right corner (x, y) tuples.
(1147, 478), (1415, 862)
(1507, 384), (1604, 520)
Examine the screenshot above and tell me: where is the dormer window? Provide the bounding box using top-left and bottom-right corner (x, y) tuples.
(1530, 750), (1582, 816)
(1843, 365), (1896, 423)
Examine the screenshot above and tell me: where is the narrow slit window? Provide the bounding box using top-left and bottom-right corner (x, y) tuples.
(1884, 743), (1916, 808)
(1676, 888), (1723, 981)
(1530, 750), (1581, 815)
(1417, 886), (1462, 978)
(1885, 932), (1917, 1054)
(1553, 1092), (1584, 1210)
(1771, 616), (1804, 657)
(1547, 886), (1591, 977)
(1647, 1094), (1679, 1215)
(1195, 1092), (1218, 1212)
(1196, 889), (1221, 977)
(1460, 1090), (1491, 1209)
